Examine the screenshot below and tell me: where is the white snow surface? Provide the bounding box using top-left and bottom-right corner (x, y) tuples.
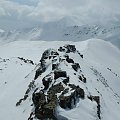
(0, 39), (120, 120)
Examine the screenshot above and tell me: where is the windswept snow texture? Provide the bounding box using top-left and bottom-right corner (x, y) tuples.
(0, 39), (120, 120)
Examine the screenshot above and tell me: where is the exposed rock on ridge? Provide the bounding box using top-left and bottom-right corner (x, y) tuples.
(16, 44), (101, 120)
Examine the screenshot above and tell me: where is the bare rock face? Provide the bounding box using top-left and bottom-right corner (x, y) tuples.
(32, 83), (64, 120)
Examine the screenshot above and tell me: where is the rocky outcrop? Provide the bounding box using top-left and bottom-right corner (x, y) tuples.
(72, 63), (80, 72)
(16, 44), (101, 120)
(54, 70), (67, 80)
(18, 57), (34, 65)
(58, 44), (76, 53)
(32, 45), (101, 120)
(88, 95), (101, 119)
(34, 49), (59, 80)
(78, 74), (87, 83)
(59, 85), (85, 109)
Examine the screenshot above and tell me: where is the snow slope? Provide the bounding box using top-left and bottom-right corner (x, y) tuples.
(0, 39), (120, 120)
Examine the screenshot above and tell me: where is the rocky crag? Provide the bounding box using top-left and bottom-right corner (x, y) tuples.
(16, 44), (101, 120)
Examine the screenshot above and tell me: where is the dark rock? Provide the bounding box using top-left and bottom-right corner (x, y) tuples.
(47, 94), (57, 102)
(34, 68), (43, 80)
(59, 85), (85, 109)
(16, 95), (29, 106)
(59, 95), (72, 109)
(18, 57), (34, 65)
(72, 63), (80, 72)
(32, 91), (46, 107)
(35, 101), (57, 120)
(41, 49), (59, 62)
(66, 57), (74, 63)
(76, 86), (85, 99)
(25, 81), (35, 94)
(64, 45), (76, 53)
(29, 60), (34, 65)
(28, 112), (34, 120)
(54, 70), (67, 79)
(88, 95), (100, 119)
(42, 74), (53, 90)
(68, 84), (77, 90)
(47, 83), (64, 95)
(77, 51), (83, 58)
(62, 77), (69, 85)
(52, 63), (59, 70)
(80, 54), (83, 58)
(62, 88), (69, 95)
(47, 83), (64, 102)
(69, 84), (85, 99)
(78, 74), (86, 83)
(33, 83), (64, 119)
(58, 47), (65, 52)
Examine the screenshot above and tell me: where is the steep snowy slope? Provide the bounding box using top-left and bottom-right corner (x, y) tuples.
(0, 39), (120, 120)
(82, 39), (120, 93)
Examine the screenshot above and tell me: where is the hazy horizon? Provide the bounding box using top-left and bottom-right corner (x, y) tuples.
(0, 0), (120, 30)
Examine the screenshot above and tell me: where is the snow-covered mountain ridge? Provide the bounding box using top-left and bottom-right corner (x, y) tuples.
(0, 39), (120, 120)
(0, 23), (120, 48)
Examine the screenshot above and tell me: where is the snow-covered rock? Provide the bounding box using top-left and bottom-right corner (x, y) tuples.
(0, 39), (120, 120)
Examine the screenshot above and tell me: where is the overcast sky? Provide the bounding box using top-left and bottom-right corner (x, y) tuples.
(0, 0), (120, 30)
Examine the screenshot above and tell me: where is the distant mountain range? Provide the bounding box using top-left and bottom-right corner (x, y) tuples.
(0, 22), (120, 48)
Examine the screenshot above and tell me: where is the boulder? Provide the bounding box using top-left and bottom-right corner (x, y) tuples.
(54, 71), (67, 79)
(72, 63), (80, 72)
(66, 57), (74, 63)
(42, 74), (53, 90)
(58, 47), (66, 52)
(52, 63), (59, 70)
(78, 74), (86, 83)
(88, 95), (100, 119)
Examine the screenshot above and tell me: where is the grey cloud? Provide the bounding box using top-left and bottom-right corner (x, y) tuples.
(0, 0), (120, 30)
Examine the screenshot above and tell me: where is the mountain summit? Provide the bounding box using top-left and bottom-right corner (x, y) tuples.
(0, 39), (120, 120)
